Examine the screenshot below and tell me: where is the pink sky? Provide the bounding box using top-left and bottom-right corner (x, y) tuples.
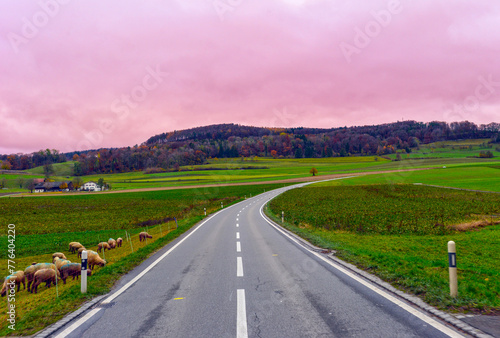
(1, 0), (500, 154)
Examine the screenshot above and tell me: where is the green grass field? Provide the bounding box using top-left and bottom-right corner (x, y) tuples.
(266, 184), (500, 314)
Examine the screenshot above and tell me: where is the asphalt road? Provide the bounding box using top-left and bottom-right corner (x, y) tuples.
(53, 185), (465, 338)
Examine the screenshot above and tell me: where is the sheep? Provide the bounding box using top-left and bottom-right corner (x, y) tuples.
(31, 268), (60, 294)
(77, 247), (87, 258)
(69, 242), (84, 253)
(24, 263), (56, 292)
(59, 263), (92, 284)
(1, 271), (25, 297)
(97, 242), (110, 252)
(87, 251), (106, 270)
(116, 238), (123, 247)
(108, 238), (117, 249)
(52, 252), (67, 262)
(139, 232), (152, 242)
(55, 258), (72, 273)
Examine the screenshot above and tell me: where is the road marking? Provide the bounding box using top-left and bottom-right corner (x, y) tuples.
(272, 254), (278, 256)
(237, 241), (241, 252)
(237, 218), (239, 221)
(237, 257), (244, 277)
(236, 232), (240, 239)
(174, 297), (184, 300)
(237, 289), (248, 338)
(237, 214), (239, 216)
(259, 204), (464, 338)
(54, 308), (102, 338)
(236, 223), (239, 227)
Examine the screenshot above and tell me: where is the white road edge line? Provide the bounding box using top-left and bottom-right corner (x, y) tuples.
(237, 257), (244, 277)
(259, 202), (464, 338)
(55, 203), (242, 337)
(54, 308), (101, 338)
(237, 289), (248, 338)
(237, 241), (241, 252)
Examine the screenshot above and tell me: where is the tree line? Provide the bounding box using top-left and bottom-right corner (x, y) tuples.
(1, 121), (499, 175)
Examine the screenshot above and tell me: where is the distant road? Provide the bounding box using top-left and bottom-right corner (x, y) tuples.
(52, 183), (463, 338)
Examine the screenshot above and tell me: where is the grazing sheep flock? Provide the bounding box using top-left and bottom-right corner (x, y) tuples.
(3, 231), (154, 296)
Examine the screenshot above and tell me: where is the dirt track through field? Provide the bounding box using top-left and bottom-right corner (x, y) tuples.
(15, 168), (434, 197)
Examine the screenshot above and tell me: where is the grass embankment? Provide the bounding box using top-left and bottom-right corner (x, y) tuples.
(266, 184), (500, 314)
(0, 183), (287, 336)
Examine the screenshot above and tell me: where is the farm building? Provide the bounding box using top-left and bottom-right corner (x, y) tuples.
(34, 181), (74, 193)
(82, 181), (105, 191)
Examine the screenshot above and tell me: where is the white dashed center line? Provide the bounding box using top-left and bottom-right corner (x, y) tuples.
(237, 257), (244, 277)
(237, 289), (248, 338)
(236, 241), (241, 252)
(236, 232), (240, 239)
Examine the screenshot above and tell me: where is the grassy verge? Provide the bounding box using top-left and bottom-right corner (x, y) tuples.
(265, 185), (500, 314)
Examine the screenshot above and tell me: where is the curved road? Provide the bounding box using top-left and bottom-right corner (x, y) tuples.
(52, 184), (464, 338)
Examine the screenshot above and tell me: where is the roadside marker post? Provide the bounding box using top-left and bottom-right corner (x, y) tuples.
(221, 202), (223, 209)
(448, 241), (458, 297)
(175, 217), (178, 229)
(204, 208), (207, 216)
(282, 211), (284, 224)
(81, 250), (88, 294)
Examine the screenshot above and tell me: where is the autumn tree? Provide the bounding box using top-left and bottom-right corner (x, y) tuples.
(97, 178), (105, 188)
(1, 161), (11, 170)
(17, 177), (25, 188)
(24, 179), (35, 193)
(43, 163), (54, 178)
(271, 150), (277, 159)
(309, 167), (318, 176)
(60, 182), (68, 190)
(73, 177), (83, 190)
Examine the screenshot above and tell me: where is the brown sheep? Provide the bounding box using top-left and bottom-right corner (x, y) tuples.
(108, 238), (117, 249)
(116, 238), (123, 247)
(31, 268), (60, 294)
(24, 263), (56, 292)
(1, 271), (25, 297)
(55, 258), (72, 273)
(77, 247), (87, 258)
(60, 263), (92, 284)
(139, 232), (152, 242)
(69, 242), (84, 253)
(87, 251), (106, 270)
(52, 253), (67, 262)
(97, 242), (110, 252)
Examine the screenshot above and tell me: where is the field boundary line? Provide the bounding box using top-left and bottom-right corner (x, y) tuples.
(259, 186), (492, 338)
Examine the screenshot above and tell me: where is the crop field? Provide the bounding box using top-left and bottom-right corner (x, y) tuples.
(267, 184), (500, 313)
(0, 183), (286, 335)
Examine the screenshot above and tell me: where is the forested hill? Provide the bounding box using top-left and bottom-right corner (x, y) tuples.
(1, 121), (499, 175)
(145, 124), (330, 145)
(145, 121), (499, 146)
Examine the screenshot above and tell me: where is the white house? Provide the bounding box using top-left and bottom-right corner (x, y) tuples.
(82, 181), (100, 191)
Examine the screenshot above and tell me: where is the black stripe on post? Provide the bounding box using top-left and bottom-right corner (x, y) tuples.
(448, 253), (456, 268)
(82, 258), (88, 270)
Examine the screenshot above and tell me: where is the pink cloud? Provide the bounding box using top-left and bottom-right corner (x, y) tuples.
(0, 0), (499, 154)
